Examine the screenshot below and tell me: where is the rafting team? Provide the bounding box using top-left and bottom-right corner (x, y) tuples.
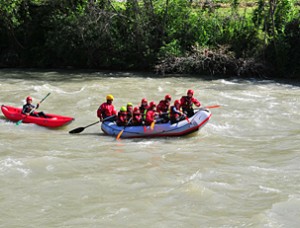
(22, 89), (201, 126)
(97, 89), (201, 126)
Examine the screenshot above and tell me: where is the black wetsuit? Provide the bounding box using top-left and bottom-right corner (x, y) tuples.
(22, 103), (47, 118)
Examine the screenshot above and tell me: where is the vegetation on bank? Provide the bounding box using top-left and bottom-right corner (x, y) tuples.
(0, 0), (299, 80)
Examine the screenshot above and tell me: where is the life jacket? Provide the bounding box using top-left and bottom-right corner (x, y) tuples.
(169, 105), (182, 119)
(157, 100), (170, 114)
(145, 109), (157, 125)
(117, 111), (128, 126)
(22, 103), (35, 114)
(139, 105), (149, 120)
(132, 113), (142, 125)
(97, 102), (117, 119)
(127, 112), (133, 121)
(180, 96), (200, 110)
(180, 96), (193, 110)
(170, 105), (186, 123)
(127, 106), (133, 120)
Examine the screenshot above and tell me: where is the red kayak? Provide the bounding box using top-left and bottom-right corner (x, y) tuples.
(1, 105), (74, 128)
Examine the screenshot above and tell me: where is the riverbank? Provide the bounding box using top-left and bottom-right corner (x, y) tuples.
(154, 47), (275, 79)
(0, 46), (289, 81)
(1, 1), (299, 81)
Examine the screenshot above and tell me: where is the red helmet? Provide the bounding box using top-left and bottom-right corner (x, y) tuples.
(174, 100), (181, 106)
(26, 96), (32, 102)
(133, 107), (140, 114)
(187, 89), (194, 95)
(165, 94), (172, 100)
(141, 98), (148, 104)
(149, 101), (156, 108)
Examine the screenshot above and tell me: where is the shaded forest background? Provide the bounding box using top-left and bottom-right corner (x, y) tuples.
(0, 0), (299, 79)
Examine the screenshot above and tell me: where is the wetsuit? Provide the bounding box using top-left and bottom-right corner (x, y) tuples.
(22, 103), (47, 118)
(170, 105), (185, 124)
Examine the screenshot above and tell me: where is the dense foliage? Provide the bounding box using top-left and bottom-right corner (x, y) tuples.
(0, 0), (299, 79)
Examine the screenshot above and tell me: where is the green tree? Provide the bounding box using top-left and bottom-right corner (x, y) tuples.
(253, 0), (299, 77)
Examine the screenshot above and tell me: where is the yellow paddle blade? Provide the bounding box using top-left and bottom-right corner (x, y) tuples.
(150, 121), (155, 130)
(116, 129), (124, 140)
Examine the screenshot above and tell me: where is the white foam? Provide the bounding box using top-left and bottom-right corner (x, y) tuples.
(249, 166), (278, 173)
(33, 84), (86, 94)
(218, 79), (238, 85)
(259, 185), (281, 193)
(0, 157), (31, 177)
(263, 196), (300, 227)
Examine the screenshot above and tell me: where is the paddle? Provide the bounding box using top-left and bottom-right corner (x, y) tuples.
(150, 120), (155, 130)
(16, 92), (51, 126)
(150, 117), (166, 130)
(69, 115), (116, 134)
(116, 129), (124, 140)
(194, 105), (221, 111)
(202, 105), (221, 109)
(185, 114), (191, 124)
(150, 112), (167, 130)
(116, 118), (132, 140)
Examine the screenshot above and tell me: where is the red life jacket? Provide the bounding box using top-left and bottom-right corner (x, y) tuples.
(157, 100), (170, 114)
(180, 96), (200, 110)
(132, 113), (142, 125)
(97, 102), (117, 119)
(117, 111), (128, 126)
(145, 109), (156, 125)
(139, 105), (149, 119)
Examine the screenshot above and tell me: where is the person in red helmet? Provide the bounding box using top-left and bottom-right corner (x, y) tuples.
(132, 107), (143, 126)
(170, 99), (186, 124)
(180, 89), (201, 117)
(22, 96), (47, 118)
(157, 94), (172, 123)
(145, 101), (158, 126)
(139, 98), (149, 121)
(97, 94), (117, 121)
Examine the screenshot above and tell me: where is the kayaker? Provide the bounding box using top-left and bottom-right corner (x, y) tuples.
(170, 99), (186, 124)
(22, 96), (47, 118)
(97, 94), (117, 121)
(126, 102), (133, 121)
(180, 89), (201, 117)
(132, 107), (143, 126)
(116, 106), (128, 126)
(139, 98), (149, 120)
(145, 101), (159, 126)
(157, 94), (172, 123)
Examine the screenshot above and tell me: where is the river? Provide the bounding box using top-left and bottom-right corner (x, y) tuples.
(0, 69), (299, 227)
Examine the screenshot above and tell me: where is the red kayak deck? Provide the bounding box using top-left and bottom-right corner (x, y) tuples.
(1, 105), (74, 128)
